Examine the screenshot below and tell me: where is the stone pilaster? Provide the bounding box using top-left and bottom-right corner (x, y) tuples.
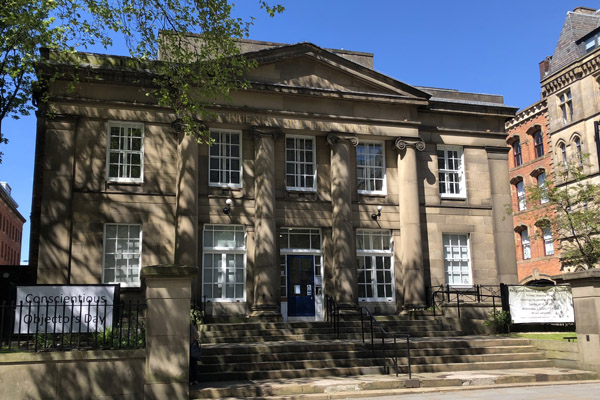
(174, 132), (199, 269)
(327, 132), (358, 308)
(486, 147), (518, 284)
(395, 137), (426, 308)
(251, 127), (281, 318)
(142, 265), (197, 400)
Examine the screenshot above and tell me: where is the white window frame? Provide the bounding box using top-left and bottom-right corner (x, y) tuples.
(356, 141), (387, 195)
(443, 233), (472, 287)
(437, 145), (466, 199)
(105, 121), (144, 183)
(356, 229), (394, 302)
(102, 223), (142, 288)
(516, 180), (526, 211)
(285, 135), (317, 192)
(202, 224), (246, 302)
(208, 129), (243, 189)
(543, 227), (554, 256)
(521, 229), (531, 260)
(574, 136), (583, 166)
(559, 143), (568, 171)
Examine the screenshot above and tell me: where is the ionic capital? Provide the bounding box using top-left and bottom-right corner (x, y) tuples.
(327, 132), (359, 147)
(394, 136), (426, 152)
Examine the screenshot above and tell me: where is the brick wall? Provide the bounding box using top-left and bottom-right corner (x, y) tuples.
(0, 197), (25, 265)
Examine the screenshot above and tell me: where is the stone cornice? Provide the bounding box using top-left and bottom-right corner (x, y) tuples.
(327, 132), (359, 147)
(541, 49), (600, 97)
(505, 100), (548, 130)
(251, 126), (283, 140)
(394, 136), (425, 151)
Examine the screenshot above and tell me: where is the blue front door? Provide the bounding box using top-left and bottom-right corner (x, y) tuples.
(287, 255), (315, 317)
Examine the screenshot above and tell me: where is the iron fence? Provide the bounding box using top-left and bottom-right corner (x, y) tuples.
(0, 300), (146, 352)
(428, 284), (503, 318)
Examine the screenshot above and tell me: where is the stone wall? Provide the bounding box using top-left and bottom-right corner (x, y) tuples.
(0, 350), (145, 400)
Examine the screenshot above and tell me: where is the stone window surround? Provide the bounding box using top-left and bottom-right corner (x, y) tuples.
(442, 233), (472, 287)
(356, 140), (387, 195)
(285, 135), (317, 192)
(105, 121), (144, 184)
(102, 223), (142, 287)
(558, 89), (573, 125)
(202, 224), (247, 302)
(437, 145), (466, 199)
(208, 128), (243, 189)
(356, 229), (394, 302)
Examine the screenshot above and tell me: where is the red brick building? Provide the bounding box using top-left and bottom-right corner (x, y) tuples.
(506, 101), (561, 284)
(0, 182), (25, 265)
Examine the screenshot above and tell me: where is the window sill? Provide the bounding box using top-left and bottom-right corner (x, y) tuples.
(106, 179), (143, 186)
(440, 195), (467, 201)
(358, 191), (387, 197)
(209, 184), (243, 190)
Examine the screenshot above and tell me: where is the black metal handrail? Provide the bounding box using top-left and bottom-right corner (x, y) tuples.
(324, 295), (340, 338)
(429, 284), (502, 318)
(358, 306), (411, 379)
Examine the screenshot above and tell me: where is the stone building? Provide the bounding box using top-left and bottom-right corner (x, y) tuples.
(0, 182), (25, 265)
(506, 6), (600, 279)
(30, 39), (518, 320)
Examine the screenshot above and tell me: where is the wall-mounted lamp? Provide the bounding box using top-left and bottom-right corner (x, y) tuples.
(223, 198), (232, 215)
(371, 205), (382, 221)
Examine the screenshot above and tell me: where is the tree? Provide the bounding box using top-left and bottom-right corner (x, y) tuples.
(528, 156), (600, 270)
(0, 0), (284, 162)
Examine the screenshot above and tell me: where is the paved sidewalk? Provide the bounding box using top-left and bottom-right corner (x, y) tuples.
(359, 382), (600, 399)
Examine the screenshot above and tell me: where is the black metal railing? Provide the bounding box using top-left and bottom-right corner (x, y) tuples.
(359, 306), (411, 379)
(325, 295), (412, 378)
(0, 300), (145, 352)
(429, 284), (502, 318)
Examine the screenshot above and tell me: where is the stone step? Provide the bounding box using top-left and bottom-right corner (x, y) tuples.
(201, 345), (539, 363)
(197, 352), (547, 374)
(196, 365), (386, 382)
(190, 368), (600, 399)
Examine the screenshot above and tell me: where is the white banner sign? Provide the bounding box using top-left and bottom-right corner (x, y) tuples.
(508, 285), (574, 324)
(14, 285), (117, 334)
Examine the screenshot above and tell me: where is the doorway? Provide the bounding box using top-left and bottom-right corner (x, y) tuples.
(287, 255), (315, 317)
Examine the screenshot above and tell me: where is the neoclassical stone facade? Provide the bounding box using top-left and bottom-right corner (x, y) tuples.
(31, 39), (518, 319)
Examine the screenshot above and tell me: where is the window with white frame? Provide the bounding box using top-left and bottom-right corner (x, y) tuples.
(559, 90), (573, 125)
(356, 142), (386, 194)
(537, 172), (548, 204)
(443, 234), (472, 286)
(559, 143), (568, 170)
(356, 230), (393, 301)
(516, 180), (526, 211)
(103, 224), (142, 287)
(437, 146), (466, 198)
(513, 140), (522, 167)
(106, 122), (144, 183)
(209, 129), (242, 187)
(542, 227), (554, 256)
(520, 229), (531, 260)
(533, 130), (544, 158)
(574, 136), (583, 166)
(279, 228), (322, 299)
(286, 136), (316, 191)
(203, 225), (246, 300)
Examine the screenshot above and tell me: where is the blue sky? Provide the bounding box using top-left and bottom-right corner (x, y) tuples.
(1, 1), (596, 263)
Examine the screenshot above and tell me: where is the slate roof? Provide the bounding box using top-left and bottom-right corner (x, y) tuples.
(548, 7), (600, 76)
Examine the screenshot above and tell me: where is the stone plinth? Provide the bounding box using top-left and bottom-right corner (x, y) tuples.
(142, 264), (197, 399)
(562, 269), (600, 372)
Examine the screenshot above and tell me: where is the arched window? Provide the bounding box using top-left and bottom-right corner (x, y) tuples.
(533, 130), (544, 158)
(574, 136), (583, 166)
(559, 143), (568, 170)
(516, 180), (526, 211)
(513, 139), (522, 167)
(520, 228), (531, 260)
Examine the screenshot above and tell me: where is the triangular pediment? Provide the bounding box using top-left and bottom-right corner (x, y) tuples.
(243, 43), (430, 102)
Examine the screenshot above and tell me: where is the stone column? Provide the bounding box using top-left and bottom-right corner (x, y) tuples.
(327, 132), (358, 308)
(486, 147), (518, 284)
(561, 270), (600, 372)
(395, 137), (426, 308)
(142, 264), (197, 400)
(174, 131), (199, 269)
(251, 127), (281, 318)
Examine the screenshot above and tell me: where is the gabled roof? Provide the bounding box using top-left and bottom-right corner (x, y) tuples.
(548, 7), (600, 75)
(241, 41), (432, 102)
